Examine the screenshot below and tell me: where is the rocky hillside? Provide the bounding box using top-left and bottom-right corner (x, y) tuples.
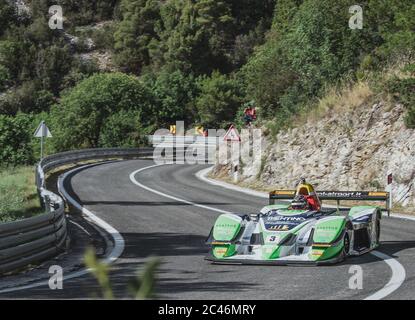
(212, 77), (415, 210)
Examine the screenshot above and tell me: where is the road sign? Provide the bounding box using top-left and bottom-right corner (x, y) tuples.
(387, 173), (393, 185)
(170, 125), (176, 135)
(34, 121), (52, 160)
(223, 125), (241, 142)
(34, 121), (52, 138)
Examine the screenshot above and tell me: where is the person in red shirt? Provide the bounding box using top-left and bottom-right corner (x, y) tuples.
(243, 101), (257, 127)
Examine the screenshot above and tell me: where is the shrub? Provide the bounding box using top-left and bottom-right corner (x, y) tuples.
(99, 110), (147, 148)
(0, 65), (10, 91)
(386, 76), (415, 127)
(50, 73), (155, 151)
(143, 70), (199, 127)
(195, 71), (244, 129)
(0, 83), (55, 115)
(0, 113), (34, 166)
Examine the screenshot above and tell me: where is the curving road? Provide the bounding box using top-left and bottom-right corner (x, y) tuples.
(2, 159), (415, 299)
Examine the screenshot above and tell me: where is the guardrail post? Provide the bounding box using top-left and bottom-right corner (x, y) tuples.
(45, 195), (52, 213)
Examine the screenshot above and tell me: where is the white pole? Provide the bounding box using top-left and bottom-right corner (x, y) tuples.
(389, 187), (393, 216)
(387, 173), (393, 216)
(40, 134), (44, 160)
(40, 121), (45, 160)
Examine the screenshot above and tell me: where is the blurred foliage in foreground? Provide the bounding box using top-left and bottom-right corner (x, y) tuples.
(84, 247), (161, 299)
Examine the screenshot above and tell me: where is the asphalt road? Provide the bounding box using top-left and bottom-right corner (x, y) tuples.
(2, 159), (415, 299)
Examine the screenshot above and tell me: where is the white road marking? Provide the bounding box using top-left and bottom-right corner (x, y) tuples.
(364, 251), (406, 300)
(0, 163), (125, 294)
(130, 164), (408, 300)
(196, 167), (269, 198)
(130, 164), (230, 214)
(384, 213), (415, 222)
(59, 164), (125, 265)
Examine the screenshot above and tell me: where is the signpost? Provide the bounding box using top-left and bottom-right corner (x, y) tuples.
(34, 121), (52, 160)
(223, 125), (241, 182)
(386, 172), (393, 215)
(223, 124), (241, 142)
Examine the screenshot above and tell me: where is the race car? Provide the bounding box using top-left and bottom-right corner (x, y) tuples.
(206, 179), (390, 265)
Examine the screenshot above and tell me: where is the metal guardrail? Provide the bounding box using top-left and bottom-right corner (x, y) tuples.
(149, 135), (219, 146)
(0, 147), (154, 275)
(0, 180), (66, 274)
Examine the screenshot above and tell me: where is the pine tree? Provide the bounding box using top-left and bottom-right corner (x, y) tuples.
(114, 0), (161, 74)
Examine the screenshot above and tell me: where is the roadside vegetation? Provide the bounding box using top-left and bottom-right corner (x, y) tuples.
(0, 166), (42, 222)
(0, 0), (413, 165)
(84, 248), (160, 299)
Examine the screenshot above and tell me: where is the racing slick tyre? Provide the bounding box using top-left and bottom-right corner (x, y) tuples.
(376, 219), (381, 245)
(342, 232), (351, 259)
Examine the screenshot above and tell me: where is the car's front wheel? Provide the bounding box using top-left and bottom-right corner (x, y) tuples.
(376, 219), (381, 245)
(342, 232), (351, 257)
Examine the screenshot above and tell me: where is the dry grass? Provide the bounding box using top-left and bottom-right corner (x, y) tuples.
(297, 80), (374, 126)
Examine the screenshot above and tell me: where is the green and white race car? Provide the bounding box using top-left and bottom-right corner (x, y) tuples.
(206, 179), (390, 265)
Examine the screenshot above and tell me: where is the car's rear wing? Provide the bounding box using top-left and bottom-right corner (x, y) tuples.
(269, 190), (391, 216)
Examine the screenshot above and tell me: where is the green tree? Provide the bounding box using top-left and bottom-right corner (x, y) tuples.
(243, 0), (406, 122)
(0, 1), (16, 38)
(144, 70), (199, 126)
(386, 75), (415, 128)
(35, 45), (74, 95)
(31, 0), (118, 27)
(99, 110), (147, 148)
(195, 71), (243, 128)
(272, 0), (303, 32)
(367, 0), (415, 60)
(0, 65), (10, 91)
(0, 82), (55, 115)
(162, 0), (235, 75)
(0, 113), (34, 166)
(114, 0), (161, 74)
(0, 40), (23, 83)
(50, 73), (155, 151)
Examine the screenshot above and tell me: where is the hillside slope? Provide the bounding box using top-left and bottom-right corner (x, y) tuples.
(212, 73), (415, 210)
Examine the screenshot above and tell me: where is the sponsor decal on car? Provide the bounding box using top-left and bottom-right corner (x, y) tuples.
(266, 225), (290, 231)
(316, 225), (338, 230)
(311, 249), (324, 256)
(266, 216), (306, 222)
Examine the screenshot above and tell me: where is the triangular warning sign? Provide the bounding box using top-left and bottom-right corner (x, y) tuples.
(34, 121), (52, 138)
(223, 125), (241, 142)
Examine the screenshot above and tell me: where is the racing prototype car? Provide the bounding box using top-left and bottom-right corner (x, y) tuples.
(206, 179), (390, 265)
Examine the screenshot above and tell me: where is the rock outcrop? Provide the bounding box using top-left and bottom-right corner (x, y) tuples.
(213, 100), (415, 208)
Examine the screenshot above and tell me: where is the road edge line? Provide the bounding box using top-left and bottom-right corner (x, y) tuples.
(364, 250), (406, 300)
(58, 163), (125, 265)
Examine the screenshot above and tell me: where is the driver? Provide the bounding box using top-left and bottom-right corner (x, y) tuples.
(290, 195), (311, 210)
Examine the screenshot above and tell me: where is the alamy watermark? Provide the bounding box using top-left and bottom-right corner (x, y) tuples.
(48, 265), (63, 290)
(48, 5), (63, 30)
(348, 265), (363, 290)
(349, 5), (363, 30)
(152, 121), (262, 173)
